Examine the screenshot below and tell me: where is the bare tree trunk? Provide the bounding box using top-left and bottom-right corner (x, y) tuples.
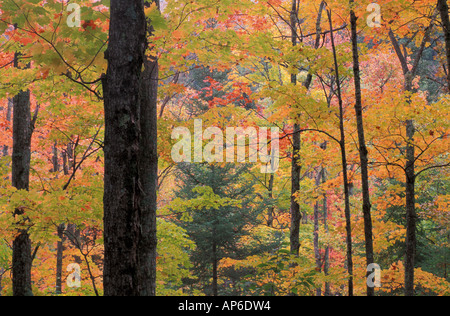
(267, 174), (275, 227)
(389, 20), (434, 295)
(11, 49), (38, 296)
(328, 9), (354, 296)
(290, 123), (302, 256)
(102, 0), (147, 296)
(322, 172), (331, 296)
(314, 168), (323, 296)
(289, 0), (326, 257)
(289, 0), (302, 256)
(404, 120), (416, 296)
(55, 224), (65, 295)
(349, 2), (375, 296)
(137, 0), (160, 296)
(103, 0), (159, 296)
(11, 52), (34, 296)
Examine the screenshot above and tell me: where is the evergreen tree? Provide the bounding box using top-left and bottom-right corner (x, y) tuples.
(175, 163), (257, 296)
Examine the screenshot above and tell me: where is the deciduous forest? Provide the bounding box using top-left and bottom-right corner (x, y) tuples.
(0, 0), (448, 297)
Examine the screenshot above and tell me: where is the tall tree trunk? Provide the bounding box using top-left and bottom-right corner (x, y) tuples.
(137, 0), (159, 296)
(50, 144), (64, 295)
(389, 22), (433, 296)
(289, 0), (326, 256)
(404, 120), (416, 296)
(438, 0), (450, 92)
(290, 123), (301, 256)
(313, 168), (323, 296)
(55, 224), (65, 295)
(349, 2), (375, 296)
(322, 171), (331, 296)
(267, 174), (275, 227)
(102, 0), (147, 296)
(289, 0), (302, 256)
(11, 50), (37, 296)
(11, 52), (34, 296)
(328, 9), (354, 296)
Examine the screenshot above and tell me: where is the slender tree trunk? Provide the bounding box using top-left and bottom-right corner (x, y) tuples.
(289, 0), (326, 256)
(349, 2), (375, 296)
(55, 224), (65, 295)
(389, 23), (433, 296)
(50, 144), (65, 295)
(137, 0), (160, 296)
(289, 0), (302, 256)
(403, 79), (417, 297)
(328, 9), (354, 296)
(438, 0), (450, 92)
(404, 120), (416, 296)
(267, 174), (275, 227)
(314, 168), (323, 296)
(290, 123), (301, 256)
(322, 170), (331, 296)
(212, 236), (218, 297)
(102, 0), (147, 296)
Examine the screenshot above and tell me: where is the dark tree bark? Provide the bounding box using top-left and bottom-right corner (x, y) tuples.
(328, 9), (354, 296)
(11, 49), (38, 296)
(438, 0), (450, 92)
(389, 21), (433, 296)
(102, 0), (148, 296)
(349, 2), (375, 296)
(50, 144), (65, 295)
(313, 168), (324, 296)
(322, 171), (331, 296)
(404, 120), (416, 296)
(11, 53), (34, 296)
(267, 174), (275, 227)
(137, 0), (159, 296)
(289, 0), (326, 256)
(55, 224), (65, 295)
(289, 0), (302, 256)
(103, 0), (159, 296)
(290, 123), (302, 256)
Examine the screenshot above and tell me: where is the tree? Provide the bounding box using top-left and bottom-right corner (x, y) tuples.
(137, 0), (160, 297)
(289, 0), (302, 257)
(388, 12), (438, 295)
(349, 0), (375, 297)
(328, 8), (354, 296)
(174, 163), (257, 296)
(102, 0), (157, 296)
(11, 50), (38, 297)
